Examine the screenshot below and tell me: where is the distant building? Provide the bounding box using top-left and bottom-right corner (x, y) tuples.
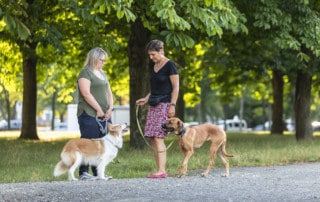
(67, 104), (130, 131)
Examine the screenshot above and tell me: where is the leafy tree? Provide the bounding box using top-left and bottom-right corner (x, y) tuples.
(6, 0), (319, 146)
(0, 0), (120, 138)
(1, 0), (68, 139)
(1, 0), (247, 145)
(72, 0), (247, 148)
(123, 1), (247, 148)
(0, 40), (23, 128)
(238, 0), (320, 140)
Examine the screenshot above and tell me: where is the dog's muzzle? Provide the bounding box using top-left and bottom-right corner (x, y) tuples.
(161, 124), (174, 132)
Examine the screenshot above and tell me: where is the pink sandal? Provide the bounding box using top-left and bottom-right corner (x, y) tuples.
(147, 172), (167, 178)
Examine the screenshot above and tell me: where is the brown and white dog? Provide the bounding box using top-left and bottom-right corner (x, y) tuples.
(53, 123), (127, 181)
(162, 117), (233, 177)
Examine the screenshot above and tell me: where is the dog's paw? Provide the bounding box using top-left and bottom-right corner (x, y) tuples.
(95, 176), (112, 181)
(101, 177), (112, 181)
(200, 172), (208, 177)
(221, 173), (229, 177)
(176, 173), (186, 178)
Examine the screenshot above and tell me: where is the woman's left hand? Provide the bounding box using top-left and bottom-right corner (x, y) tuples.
(105, 109), (112, 120)
(168, 105), (175, 117)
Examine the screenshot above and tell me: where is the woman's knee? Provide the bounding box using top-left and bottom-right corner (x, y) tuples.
(152, 137), (164, 145)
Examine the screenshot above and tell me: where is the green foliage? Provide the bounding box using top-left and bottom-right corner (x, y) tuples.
(151, 0), (191, 31)
(161, 31), (195, 48)
(179, 43), (207, 107)
(247, 0), (320, 57)
(93, 0), (136, 22)
(1, 0), (320, 140)
(125, 0), (248, 47)
(0, 40), (22, 92)
(0, 40), (23, 119)
(0, 1), (30, 40)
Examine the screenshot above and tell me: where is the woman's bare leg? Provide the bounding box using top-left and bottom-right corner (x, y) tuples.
(152, 137), (166, 174)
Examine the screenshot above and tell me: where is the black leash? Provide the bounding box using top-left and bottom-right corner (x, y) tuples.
(96, 116), (108, 137)
(95, 117), (122, 148)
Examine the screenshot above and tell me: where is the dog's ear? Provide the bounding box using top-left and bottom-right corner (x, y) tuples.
(177, 120), (184, 133)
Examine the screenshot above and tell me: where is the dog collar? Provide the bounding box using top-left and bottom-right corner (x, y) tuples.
(104, 135), (121, 149)
(178, 127), (186, 136)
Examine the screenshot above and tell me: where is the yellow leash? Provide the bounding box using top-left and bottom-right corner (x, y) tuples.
(135, 105), (175, 150)
(136, 105), (152, 148)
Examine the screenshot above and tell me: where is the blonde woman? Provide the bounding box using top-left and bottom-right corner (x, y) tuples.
(77, 47), (114, 180)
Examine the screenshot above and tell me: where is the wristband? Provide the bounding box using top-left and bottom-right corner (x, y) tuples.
(108, 106), (114, 111)
(170, 103), (176, 106)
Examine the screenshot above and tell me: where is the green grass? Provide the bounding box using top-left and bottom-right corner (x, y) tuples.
(0, 131), (319, 183)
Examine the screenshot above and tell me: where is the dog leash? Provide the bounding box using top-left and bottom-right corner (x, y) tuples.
(136, 106), (153, 149)
(135, 105), (175, 150)
(96, 117), (122, 149)
(96, 116), (108, 136)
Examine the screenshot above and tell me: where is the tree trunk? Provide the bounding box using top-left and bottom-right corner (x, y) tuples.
(51, 91), (57, 131)
(19, 42), (39, 140)
(271, 69), (284, 135)
(239, 97), (244, 131)
(200, 88), (207, 123)
(294, 69), (313, 140)
(4, 89), (10, 129)
(177, 88), (185, 121)
(0, 84), (6, 120)
(128, 19), (151, 149)
(175, 55), (185, 121)
(199, 68), (210, 123)
(222, 104), (229, 131)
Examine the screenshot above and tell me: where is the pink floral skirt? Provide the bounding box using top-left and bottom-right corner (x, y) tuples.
(144, 103), (170, 138)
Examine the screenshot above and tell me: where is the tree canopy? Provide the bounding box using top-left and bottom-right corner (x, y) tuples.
(1, 0), (320, 145)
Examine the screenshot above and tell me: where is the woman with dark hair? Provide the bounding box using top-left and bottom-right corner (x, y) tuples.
(136, 40), (179, 178)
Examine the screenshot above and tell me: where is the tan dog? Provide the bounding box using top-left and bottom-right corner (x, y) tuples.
(162, 117), (233, 177)
(53, 123), (127, 181)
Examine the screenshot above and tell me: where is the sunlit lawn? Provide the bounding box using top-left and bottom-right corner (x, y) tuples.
(0, 129), (81, 140)
(0, 129), (319, 183)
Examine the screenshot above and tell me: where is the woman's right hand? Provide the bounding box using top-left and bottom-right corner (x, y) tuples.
(96, 110), (105, 118)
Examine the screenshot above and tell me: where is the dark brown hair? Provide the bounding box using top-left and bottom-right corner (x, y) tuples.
(146, 40), (164, 52)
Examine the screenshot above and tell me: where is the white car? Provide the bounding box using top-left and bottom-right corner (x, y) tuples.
(0, 120), (8, 129)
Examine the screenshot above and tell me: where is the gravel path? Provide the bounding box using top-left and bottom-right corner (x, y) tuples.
(1, 162), (319, 202)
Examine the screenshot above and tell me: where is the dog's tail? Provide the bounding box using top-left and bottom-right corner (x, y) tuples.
(53, 161), (68, 177)
(222, 142), (234, 157)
